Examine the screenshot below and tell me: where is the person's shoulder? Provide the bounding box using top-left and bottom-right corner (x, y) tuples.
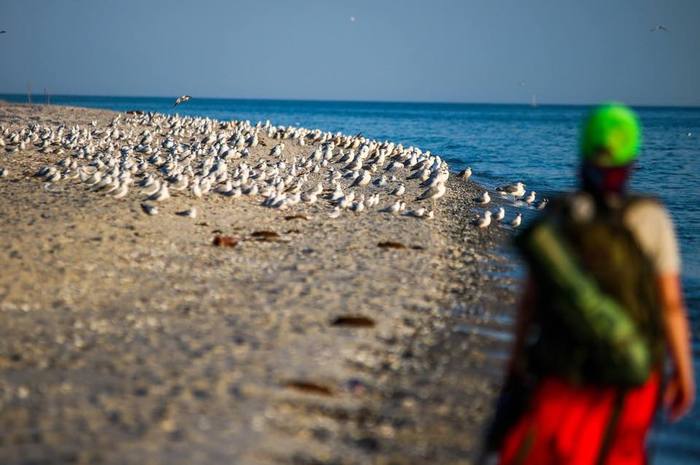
(624, 193), (670, 220)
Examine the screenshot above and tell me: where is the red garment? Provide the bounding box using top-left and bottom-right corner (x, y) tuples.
(499, 372), (660, 465)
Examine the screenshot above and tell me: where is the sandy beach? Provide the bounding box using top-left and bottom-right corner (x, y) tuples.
(0, 102), (517, 465)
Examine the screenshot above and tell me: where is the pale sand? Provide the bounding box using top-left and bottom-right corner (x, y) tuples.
(0, 102), (517, 465)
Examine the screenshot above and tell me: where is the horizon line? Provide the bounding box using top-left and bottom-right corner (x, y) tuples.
(1, 92), (698, 110)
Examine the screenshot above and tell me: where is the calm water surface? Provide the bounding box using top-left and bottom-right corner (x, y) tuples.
(2, 94), (698, 464)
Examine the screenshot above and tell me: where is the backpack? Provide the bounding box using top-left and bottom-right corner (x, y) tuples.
(515, 192), (665, 387)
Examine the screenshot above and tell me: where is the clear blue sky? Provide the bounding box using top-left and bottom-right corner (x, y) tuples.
(1, 0), (698, 106)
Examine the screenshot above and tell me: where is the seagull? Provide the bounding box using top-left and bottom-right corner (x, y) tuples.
(405, 207), (427, 218)
(176, 207), (197, 218)
(417, 182), (446, 211)
(535, 198), (549, 210)
(381, 200), (403, 214)
(477, 210), (492, 228)
(141, 203), (158, 216)
(112, 182), (129, 199)
(458, 167), (472, 181)
(650, 25), (670, 32)
(511, 213), (522, 228)
(525, 191), (536, 205)
(148, 182), (170, 201)
(391, 183), (406, 196)
(328, 206), (341, 218)
(479, 191), (491, 205)
(494, 207), (505, 221)
(374, 175), (388, 187)
(496, 181), (526, 198)
(0, 167), (7, 177)
(142, 179), (161, 196)
(351, 170), (371, 187)
(417, 182), (445, 202)
(173, 95), (191, 107)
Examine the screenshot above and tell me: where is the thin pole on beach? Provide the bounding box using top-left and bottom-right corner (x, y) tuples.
(26, 82), (32, 104)
(44, 88), (50, 105)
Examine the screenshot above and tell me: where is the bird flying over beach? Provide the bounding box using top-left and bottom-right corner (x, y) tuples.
(173, 95), (191, 107)
(650, 25), (669, 33)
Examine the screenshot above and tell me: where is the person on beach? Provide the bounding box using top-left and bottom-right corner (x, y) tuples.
(483, 103), (695, 465)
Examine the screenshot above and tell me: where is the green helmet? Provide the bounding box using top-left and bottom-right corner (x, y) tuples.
(580, 103), (641, 167)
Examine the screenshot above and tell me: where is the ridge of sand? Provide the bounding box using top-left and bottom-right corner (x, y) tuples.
(0, 102), (516, 465)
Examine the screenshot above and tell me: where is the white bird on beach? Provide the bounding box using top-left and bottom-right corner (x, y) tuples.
(478, 210), (492, 228)
(374, 175), (388, 187)
(458, 167), (472, 181)
(391, 183), (406, 196)
(405, 207), (427, 218)
(525, 191), (536, 205)
(366, 193), (380, 208)
(479, 191), (491, 205)
(351, 170), (371, 187)
(417, 182), (446, 202)
(112, 182), (129, 199)
(381, 200), (403, 214)
(170, 174), (189, 191)
(143, 179), (161, 196)
(176, 207), (197, 218)
(328, 206), (342, 218)
(141, 203), (158, 216)
(191, 180), (203, 198)
(511, 213), (522, 228)
(173, 95), (191, 107)
(497, 181), (526, 198)
(331, 183), (344, 201)
(148, 182), (170, 201)
(494, 207), (505, 221)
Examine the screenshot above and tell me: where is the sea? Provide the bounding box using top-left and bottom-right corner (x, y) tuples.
(2, 94), (699, 464)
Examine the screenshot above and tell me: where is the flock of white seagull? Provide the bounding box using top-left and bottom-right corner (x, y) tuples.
(0, 110), (545, 229)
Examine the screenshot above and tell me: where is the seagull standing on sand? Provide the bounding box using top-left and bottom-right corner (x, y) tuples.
(458, 167), (472, 181)
(148, 182), (170, 201)
(494, 207), (505, 221)
(381, 200), (403, 214)
(177, 207), (197, 218)
(511, 213), (522, 228)
(417, 182), (446, 210)
(141, 203), (158, 215)
(478, 210), (492, 228)
(496, 181), (526, 198)
(391, 183), (406, 196)
(479, 191), (491, 205)
(173, 95), (191, 107)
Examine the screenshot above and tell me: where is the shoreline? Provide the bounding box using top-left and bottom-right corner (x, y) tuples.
(0, 102), (517, 464)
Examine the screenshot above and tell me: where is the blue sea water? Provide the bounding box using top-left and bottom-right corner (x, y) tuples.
(2, 94), (699, 463)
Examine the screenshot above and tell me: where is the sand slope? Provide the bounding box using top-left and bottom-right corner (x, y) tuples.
(0, 103), (516, 465)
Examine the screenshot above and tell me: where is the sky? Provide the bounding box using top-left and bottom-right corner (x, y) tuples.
(0, 0), (699, 106)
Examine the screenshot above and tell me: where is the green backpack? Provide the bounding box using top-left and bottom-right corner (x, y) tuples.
(515, 193), (664, 387)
